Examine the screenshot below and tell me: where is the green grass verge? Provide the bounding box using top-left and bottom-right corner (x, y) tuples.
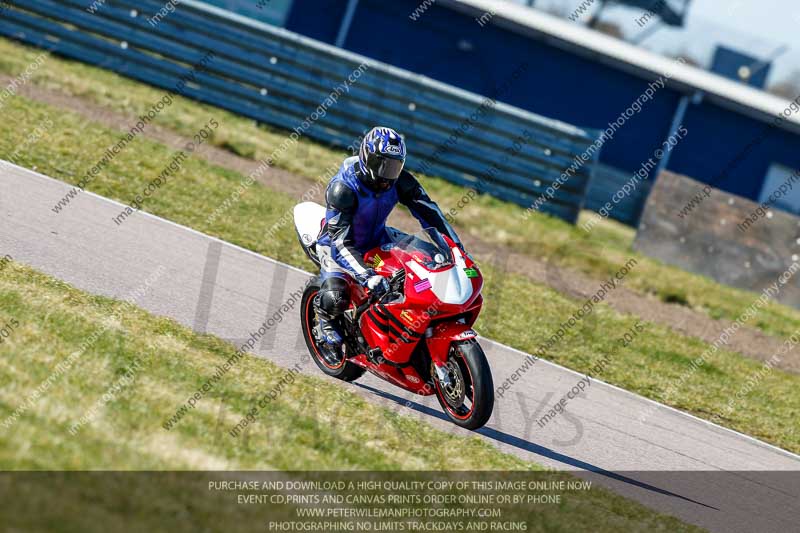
(0, 263), (521, 470)
(0, 262), (702, 532)
(1, 90), (798, 455)
(0, 37), (798, 340)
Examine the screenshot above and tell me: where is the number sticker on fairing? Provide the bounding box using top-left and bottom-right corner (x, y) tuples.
(413, 279), (431, 292)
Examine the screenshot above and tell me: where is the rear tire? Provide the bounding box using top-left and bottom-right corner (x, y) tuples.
(301, 279), (365, 382)
(433, 340), (494, 430)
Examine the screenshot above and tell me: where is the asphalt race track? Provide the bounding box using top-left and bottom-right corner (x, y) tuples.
(1, 163), (798, 532)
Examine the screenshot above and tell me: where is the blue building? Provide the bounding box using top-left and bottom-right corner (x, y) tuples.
(215, 0), (800, 223)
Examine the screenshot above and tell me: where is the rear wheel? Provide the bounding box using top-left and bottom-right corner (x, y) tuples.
(432, 340), (494, 430)
(301, 279), (365, 382)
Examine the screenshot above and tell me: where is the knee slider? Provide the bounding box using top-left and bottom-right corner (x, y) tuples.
(319, 277), (349, 316)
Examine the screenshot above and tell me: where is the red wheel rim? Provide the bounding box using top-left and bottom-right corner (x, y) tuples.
(434, 347), (475, 421)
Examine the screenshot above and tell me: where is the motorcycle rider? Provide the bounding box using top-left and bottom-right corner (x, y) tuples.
(315, 126), (462, 363)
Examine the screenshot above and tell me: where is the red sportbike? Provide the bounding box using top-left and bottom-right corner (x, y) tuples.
(293, 202), (493, 429)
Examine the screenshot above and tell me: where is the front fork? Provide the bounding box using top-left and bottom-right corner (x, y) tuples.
(425, 321), (478, 371)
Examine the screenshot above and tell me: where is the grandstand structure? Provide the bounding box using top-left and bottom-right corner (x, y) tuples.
(270, 0), (800, 224)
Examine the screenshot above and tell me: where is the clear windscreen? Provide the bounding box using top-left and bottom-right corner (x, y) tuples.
(393, 228), (453, 269)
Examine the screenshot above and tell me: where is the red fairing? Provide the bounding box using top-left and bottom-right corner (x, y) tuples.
(425, 322), (478, 367)
(347, 235), (484, 395)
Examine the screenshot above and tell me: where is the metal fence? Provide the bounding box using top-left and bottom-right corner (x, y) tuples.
(0, 0), (602, 223)
(583, 163), (650, 226)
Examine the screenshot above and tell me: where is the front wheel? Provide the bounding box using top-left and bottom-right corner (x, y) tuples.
(432, 340), (494, 430)
(300, 279), (365, 382)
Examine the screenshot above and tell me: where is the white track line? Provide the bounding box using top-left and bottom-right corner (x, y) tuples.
(14, 161), (800, 462)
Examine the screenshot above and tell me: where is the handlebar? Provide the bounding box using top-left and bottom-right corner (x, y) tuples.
(353, 269), (405, 322)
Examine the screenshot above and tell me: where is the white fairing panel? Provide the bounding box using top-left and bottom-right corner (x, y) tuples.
(405, 247), (473, 305)
(293, 202), (326, 247)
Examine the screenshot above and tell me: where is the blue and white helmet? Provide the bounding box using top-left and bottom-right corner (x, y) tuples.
(358, 127), (406, 192)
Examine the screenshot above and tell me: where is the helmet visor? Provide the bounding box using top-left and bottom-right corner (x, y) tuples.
(367, 155), (404, 182)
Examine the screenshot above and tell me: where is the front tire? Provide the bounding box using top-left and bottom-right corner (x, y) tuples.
(301, 279), (365, 382)
(433, 340), (494, 430)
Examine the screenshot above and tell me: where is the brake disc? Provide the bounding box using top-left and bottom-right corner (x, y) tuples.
(441, 359), (466, 408)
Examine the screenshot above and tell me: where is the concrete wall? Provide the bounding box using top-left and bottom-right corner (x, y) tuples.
(634, 171), (800, 309)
